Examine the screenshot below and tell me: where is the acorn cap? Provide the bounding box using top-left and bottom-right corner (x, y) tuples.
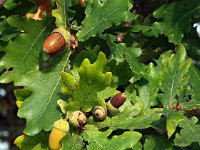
(106, 100), (117, 113)
(52, 28), (70, 44)
(110, 92), (127, 108)
(53, 119), (69, 132)
(69, 111), (87, 127)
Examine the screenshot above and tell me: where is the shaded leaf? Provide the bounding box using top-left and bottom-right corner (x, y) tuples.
(144, 135), (173, 150)
(188, 65), (200, 101)
(151, 1), (200, 43)
(108, 60), (133, 85)
(106, 35), (146, 77)
(0, 16), (18, 42)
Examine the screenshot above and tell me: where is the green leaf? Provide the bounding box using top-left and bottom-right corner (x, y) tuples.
(97, 86), (118, 100)
(158, 44), (192, 107)
(106, 35), (146, 77)
(108, 60), (133, 85)
(181, 102), (200, 110)
(17, 51), (70, 135)
(83, 125), (142, 150)
(61, 72), (78, 96)
(174, 118), (200, 147)
(0, 16), (55, 84)
(188, 65), (200, 101)
(52, 0), (75, 28)
(14, 88), (32, 108)
(14, 132), (49, 150)
(0, 16), (18, 41)
(135, 86), (157, 108)
(142, 62), (163, 107)
(131, 142), (142, 150)
(151, 1), (200, 43)
(71, 48), (99, 81)
(3, 0), (17, 10)
(77, 0), (133, 41)
(62, 51), (112, 112)
(61, 133), (84, 150)
(95, 102), (163, 130)
(14, 89), (31, 102)
(164, 109), (185, 138)
(144, 135), (173, 150)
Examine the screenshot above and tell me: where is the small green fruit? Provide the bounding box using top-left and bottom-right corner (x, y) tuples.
(93, 106), (107, 121)
(69, 111), (87, 127)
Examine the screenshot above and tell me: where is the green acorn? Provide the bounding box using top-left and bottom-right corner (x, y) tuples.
(93, 106), (107, 121)
(69, 111), (87, 127)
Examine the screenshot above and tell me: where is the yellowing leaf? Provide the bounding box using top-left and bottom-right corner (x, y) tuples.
(62, 51), (112, 113)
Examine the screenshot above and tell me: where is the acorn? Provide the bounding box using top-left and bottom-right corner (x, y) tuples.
(43, 28), (78, 54)
(106, 92), (127, 115)
(43, 29), (66, 54)
(49, 118), (69, 150)
(110, 92), (127, 108)
(69, 111), (87, 128)
(93, 106), (107, 121)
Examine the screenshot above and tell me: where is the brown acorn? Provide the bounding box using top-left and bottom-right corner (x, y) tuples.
(106, 92), (127, 115)
(93, 106), (107, 121)
(43, 29), (66, 54)
(110, 92), (127, 108)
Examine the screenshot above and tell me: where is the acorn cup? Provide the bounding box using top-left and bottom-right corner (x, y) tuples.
(106, 92), (127, 116)
(69, 111), (87, 128)
(93, 106), (107, 121)
(49, 118), (69, 150)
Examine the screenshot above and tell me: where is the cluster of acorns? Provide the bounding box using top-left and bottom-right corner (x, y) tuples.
(49, 92), (127, 150)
